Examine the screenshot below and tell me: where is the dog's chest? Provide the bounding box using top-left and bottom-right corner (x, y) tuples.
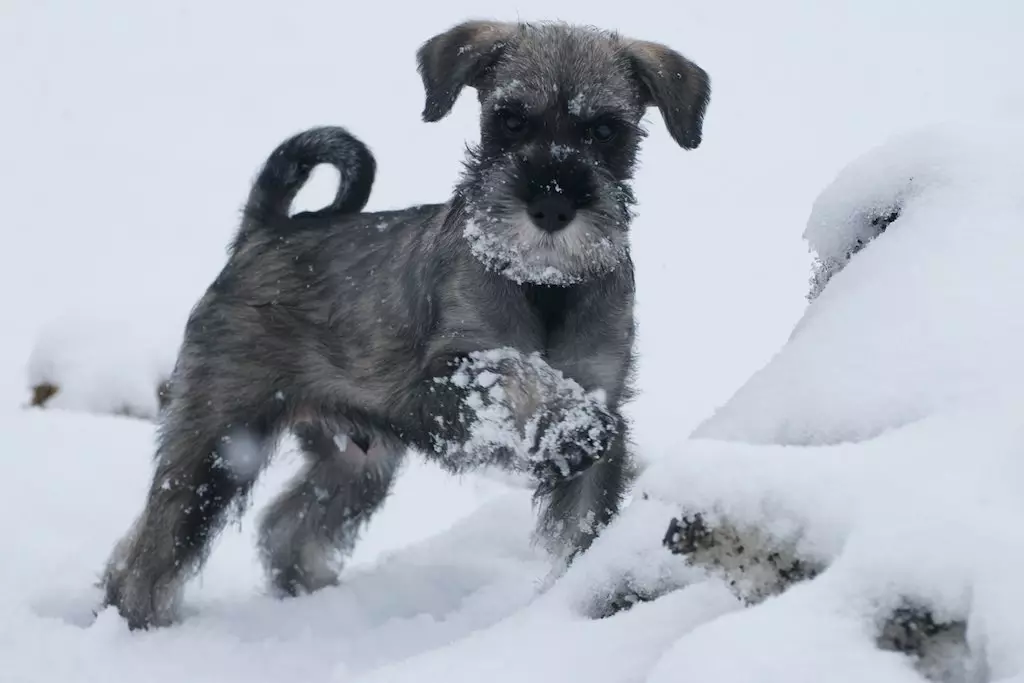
(522, 284), (573, 348)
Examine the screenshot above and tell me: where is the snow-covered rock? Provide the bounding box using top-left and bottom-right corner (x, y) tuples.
(25, 315), (178, 420)
(602, 121), (1024, 682)
(694, 122), (1024, 447)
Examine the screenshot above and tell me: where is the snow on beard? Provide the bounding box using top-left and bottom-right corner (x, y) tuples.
(460, 146), (631, 286)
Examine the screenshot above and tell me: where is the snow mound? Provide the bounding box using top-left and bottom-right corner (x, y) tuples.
(637, 403), (1024, 682)
(0, 408), (527, 682)
(693, 121), (1024, 446)
(579, 121), (1024, 682)
(25, 315), (180, 420)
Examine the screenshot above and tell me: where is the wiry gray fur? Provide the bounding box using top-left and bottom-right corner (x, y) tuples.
(99, 19), (711, 630)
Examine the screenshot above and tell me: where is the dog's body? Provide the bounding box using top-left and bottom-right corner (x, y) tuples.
(100, 20), (710, 629)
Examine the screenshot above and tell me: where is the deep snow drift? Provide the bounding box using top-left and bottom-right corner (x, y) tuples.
(620, 122), (1024, 683)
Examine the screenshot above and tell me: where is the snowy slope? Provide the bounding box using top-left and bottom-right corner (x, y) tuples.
(1, 409), (540, 681)
(694, 122), (1024, 446)
(3, 1), (1024, 682)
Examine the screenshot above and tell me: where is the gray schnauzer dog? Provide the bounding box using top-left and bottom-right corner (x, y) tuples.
(99, 19), (711, 629)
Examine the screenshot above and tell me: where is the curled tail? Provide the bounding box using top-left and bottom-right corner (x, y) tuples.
(234, 126), (376, 250)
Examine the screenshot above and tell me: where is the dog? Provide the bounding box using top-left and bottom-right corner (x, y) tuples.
(99, 19), (711, 630)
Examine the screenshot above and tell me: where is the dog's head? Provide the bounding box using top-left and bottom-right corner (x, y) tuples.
(418, 20), (711, 285)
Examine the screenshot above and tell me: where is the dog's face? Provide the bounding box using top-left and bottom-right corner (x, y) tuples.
(418, 21), (711, 285)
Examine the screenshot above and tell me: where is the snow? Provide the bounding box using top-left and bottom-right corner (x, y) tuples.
(693, 122), (1024, 446)
(616, 122), (1024, 682)
(3, 409), (526, 680)
(631, 402), (1024, 682)
(4, 1), (1024, 682)
(462, 215), (573, 285)
(25, 314), (178, 419)
(462, 213), (627, 286)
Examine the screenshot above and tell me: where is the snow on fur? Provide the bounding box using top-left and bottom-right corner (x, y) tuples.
(431, 348), (615, 477)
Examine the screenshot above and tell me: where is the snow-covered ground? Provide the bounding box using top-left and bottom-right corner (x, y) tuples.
(3, 1), (1024, 682)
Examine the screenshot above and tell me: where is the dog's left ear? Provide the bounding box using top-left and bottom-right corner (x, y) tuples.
(417, 20), (519, 123)
(624, 41), (711, 150)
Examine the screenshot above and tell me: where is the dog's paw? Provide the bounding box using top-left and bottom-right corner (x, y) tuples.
(531, 450), (595, 490)
(99, 558), (181, 631)
(532, 396), (618, 489)
(100, 586), (153, 631)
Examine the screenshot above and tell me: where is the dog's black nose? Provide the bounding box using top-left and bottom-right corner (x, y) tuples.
(527, 195), (576, 233)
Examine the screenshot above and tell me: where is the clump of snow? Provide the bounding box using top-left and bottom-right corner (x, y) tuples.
(567, 91), (586, 116)
(549, 143), (575, 161)
(462, 211), (628, 287)
(551, 495), (726, 618)
(218, 428), (269, 480)
(430, 348), (615, 481)
(489, 79), (523, 108)
(25, 314), (180, 420)
(463, 217), (579, 286)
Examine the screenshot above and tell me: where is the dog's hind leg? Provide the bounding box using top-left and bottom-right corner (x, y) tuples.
(100, 389), (285, 629)
(257, 422), (403, 597)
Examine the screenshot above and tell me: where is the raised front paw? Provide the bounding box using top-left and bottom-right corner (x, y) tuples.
(531, 396), (618, 488)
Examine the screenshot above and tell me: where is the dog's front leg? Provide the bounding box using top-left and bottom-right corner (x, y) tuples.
(392, 347), (619, 486)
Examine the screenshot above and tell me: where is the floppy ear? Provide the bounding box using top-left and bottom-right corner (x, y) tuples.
(416, 20), (519, 122)
(624, 40), (711, 149)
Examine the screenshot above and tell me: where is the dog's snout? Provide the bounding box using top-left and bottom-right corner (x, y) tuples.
(528, 195), (576, 232)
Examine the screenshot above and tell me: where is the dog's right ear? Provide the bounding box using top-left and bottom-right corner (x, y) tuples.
(416, 20), (518, 122)
(623, 40), (711, 150)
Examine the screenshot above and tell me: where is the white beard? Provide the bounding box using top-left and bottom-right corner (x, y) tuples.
(463, 211), (627, 285)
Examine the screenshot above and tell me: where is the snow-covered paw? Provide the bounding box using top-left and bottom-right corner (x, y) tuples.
(531, 396), (618, 490)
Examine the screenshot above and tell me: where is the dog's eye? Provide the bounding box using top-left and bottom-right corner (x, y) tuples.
(498, 110), (527, 136)
(590, 121), (616, 143)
